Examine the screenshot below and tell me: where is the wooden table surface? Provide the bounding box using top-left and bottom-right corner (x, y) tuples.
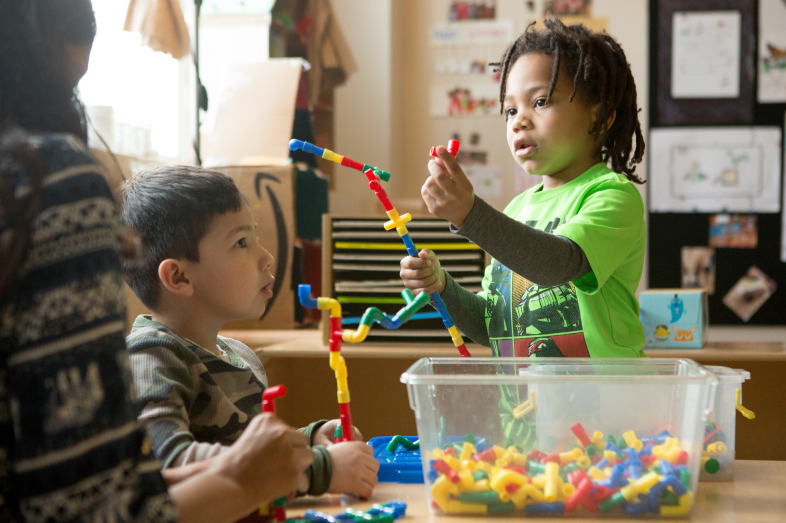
(222, 329), (786, 361)
(286, 460), (786, 522)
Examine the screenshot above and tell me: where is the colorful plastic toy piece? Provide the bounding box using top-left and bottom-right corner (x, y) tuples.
(296, 500), (407, 523)
(297, 284), (432, 442)
(289, 138), (471, 358)
(369, 436), (424, 483)
(735, 388), (756, 419)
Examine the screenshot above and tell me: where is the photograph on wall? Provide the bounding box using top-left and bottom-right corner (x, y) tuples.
(722, 266), (777, 322)
(448, 0), (496, 21)
(709, 214), (758, 248)
(758, 0), (786, 103)
(681, 247), (716, 294)
(430, 83), (499, 117)
(464, 165), (502, 199)
(671, 11), (741, 99)
(456, 150), (488, 165)
(649, 127), (782, 213)
(544, 0), (592, 16)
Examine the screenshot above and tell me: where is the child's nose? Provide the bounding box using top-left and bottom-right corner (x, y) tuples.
(258, 245), (274, 270)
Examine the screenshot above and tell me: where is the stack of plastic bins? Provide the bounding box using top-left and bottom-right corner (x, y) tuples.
(700, 366), (752, 481)
(401, 358), (717, 518)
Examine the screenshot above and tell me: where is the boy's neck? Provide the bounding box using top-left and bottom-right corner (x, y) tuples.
(541, 156), (601, 190)
(151, 307), (224, 357)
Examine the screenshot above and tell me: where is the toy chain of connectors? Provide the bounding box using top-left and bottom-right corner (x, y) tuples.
(298, 284), (431, 443)
(428, 424), (695, 516)
(294, 500), (407, 523)
(289, 139), (471, 358)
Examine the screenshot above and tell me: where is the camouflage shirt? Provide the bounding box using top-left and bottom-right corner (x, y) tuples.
(127, 315), (332, 495)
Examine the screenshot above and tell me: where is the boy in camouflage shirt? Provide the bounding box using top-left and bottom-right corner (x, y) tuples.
(120, 166), (379, 498)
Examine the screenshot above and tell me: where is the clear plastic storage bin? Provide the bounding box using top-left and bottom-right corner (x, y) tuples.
(700, 366), (754, 481)
(401, 358), (717, 518)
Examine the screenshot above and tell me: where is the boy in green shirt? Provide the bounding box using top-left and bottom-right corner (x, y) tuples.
(401, 20), (647, 360)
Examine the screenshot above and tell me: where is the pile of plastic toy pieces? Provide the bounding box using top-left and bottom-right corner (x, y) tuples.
(701, 421), (730, 475)
(288, 500), (407, 523)
(428, 423), (695, 517)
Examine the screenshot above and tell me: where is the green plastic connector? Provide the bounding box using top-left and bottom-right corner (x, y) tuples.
(660, 489), (679, 506)
(459, 491), (499, 504)
(372, 168), (392, 182)
(680, 468), (691, 489)
(271, 497), (287, 508)
(472, 470), (489, 482)
(463, 433), (477, 445)
(598, 492), (626, 513)
(359, 307), (386, 327)
(386, 435), (419, 453)
(489, 501), (515, 514)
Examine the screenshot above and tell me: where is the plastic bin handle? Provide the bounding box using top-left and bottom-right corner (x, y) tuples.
(703, 377), (718, 421)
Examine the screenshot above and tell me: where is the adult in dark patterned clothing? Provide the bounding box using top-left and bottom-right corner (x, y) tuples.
(0, 1), (313, 521)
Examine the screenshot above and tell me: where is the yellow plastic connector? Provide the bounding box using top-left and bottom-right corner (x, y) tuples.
(659, 492), (694, 516)
(512, 390), (537, 419)
(623, 430), (644, 451)
(446, 325), (465, 348)
(619, 471), (661, 501)
(446, 500), (487, 514)
(317, 297), (342, 318)
(321, 148), (344, 164)
(735, 388), (756, 419)
(342, 324), (370, 343)
(383, 209), (412, 233)
(706, 441), (728, 456)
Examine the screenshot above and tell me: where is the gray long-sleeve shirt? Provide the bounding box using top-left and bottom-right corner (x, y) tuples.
(440, 196), (592, 347)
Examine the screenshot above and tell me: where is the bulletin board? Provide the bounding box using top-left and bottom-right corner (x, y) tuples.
(648, 0), (786, 325)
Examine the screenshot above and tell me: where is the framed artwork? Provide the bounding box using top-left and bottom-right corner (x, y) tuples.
(655, 0), (755, 125)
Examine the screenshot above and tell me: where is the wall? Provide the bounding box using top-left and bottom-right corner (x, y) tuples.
(330, 0), (395, 215)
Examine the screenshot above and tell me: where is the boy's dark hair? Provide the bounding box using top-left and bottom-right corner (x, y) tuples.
(120, 165), (248, 309)
(491, 17), (645, 184)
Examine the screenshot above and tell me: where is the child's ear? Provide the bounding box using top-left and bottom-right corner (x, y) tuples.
(158, 259), (194, 297)
(591, 105), (616, 132)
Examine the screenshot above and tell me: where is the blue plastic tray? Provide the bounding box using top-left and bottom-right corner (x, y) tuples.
(368, 436), (424, 484)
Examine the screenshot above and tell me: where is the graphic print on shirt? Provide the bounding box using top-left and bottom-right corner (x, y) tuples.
(486, 217), (590, 358)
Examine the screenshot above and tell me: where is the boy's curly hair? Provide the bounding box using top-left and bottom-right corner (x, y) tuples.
(491, 17), (645, 183)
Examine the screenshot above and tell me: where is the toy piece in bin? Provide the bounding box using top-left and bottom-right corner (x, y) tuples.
(700, 366), (755, 481)
(427, 424), (695, 516)
(369, 436), (423, 484)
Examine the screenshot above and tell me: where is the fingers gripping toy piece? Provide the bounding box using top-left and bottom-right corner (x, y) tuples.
(260, 385), (288, 522)
(290, 139), (471, 358)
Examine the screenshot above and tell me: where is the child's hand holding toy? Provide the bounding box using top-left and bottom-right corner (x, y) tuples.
(422, 146), (475, 228)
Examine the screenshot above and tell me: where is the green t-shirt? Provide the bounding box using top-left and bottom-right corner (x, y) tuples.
(478, 163), (646, 359)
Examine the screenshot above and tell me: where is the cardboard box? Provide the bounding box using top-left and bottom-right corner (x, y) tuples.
(640, 289), (708, 349)
(109, 59), (305, 332)
(218, 164), (295, 330)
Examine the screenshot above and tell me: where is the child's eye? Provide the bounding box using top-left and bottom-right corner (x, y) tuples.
(504, 107), (517, 119)
(534, 98), (548, 108)
(235, 238), (248, 248)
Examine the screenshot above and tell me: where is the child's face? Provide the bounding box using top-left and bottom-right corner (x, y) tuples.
(188, 204), (275, 323)
(503, 53), (600, 181)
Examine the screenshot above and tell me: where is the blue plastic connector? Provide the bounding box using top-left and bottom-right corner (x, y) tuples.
(526, 502), (565, 515)
(298, 284), (319, 309)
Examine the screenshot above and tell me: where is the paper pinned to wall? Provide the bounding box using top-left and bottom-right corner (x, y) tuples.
(671, 11), (741, 99)
(649, 127), (782, 213)
(465, 165), (502, 198)
(758, 0), (786, 103)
